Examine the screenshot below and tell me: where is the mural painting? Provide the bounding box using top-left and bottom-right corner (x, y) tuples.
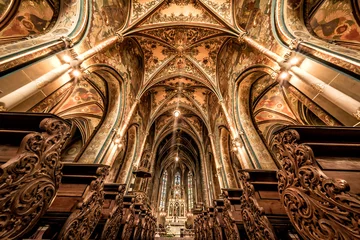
(54, 78), (106, 141)
(309, 0), (360, 47)
(217, 39), (269, 117)
(94, 38), (144, 112)
(87, 0), (129, 46)
(0, 0), (56, 39)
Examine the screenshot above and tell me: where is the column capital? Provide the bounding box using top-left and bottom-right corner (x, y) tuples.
(59, 36), (74, 48)
(289, 38), (303, 50)
(231, 138), (243, 152)
(237, 32), (248, 44)
(115, 31), (125, 43)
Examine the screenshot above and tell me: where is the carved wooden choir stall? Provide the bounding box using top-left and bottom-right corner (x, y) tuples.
(194, 125), (360, 240)
(0, 112), (156, 240)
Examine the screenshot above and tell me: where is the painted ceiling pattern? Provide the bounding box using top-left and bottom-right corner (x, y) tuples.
(122, 0), (293, 168)
(140, 0), (223, 26)
(125, 0), (237, 161)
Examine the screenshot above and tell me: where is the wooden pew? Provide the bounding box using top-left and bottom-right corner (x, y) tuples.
(221, 189), (242, 240)
(27, 163), (108, 239)
(271, 125), (360, 240)
(117, 195), (136, 239)
(238, 170), (292, 240)
(193, 207), (203, 240)
(0, 112), (71, 239)
(98, 183), (126, 239)
(206, 206), (215, 240)
(212, 199), (226, 240)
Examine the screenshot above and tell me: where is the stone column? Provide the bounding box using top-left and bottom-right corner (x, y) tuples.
(208, 133), (226, 189)
(241, 34), (360, 121)
(0, 33), (124, 110)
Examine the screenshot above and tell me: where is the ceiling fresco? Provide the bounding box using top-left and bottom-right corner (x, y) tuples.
(124, 0), (251, 168)
(139, 0), (223, 27)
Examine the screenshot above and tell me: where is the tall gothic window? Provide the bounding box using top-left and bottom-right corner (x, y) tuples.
(188, 172), (193, 210)
(175, 171), (181, 186)
(160, 170), (168, 210)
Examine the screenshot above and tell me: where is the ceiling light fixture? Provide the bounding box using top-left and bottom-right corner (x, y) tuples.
(289, 57), (300, 66)
(174, 110), (180, 117)
(279, 71), (290, 80)
(62, 55), (72, 63)
(72, 69), (81, 77)
(175, 156), (179, 162)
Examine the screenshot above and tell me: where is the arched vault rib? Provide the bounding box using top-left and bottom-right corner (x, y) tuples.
(149, 102), (210, 131)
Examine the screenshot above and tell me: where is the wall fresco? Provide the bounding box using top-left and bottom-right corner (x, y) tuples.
(88, 0), (129, 46)
(0, 0), (82, 60)
(309, 0), (360, 46)
(0, 0), (55, 40)
(278, 0), (360, 73)
(29, 81), (73, 113)
(236, 71), (277, 169)
(55, 78), (106, 139)
(95, 38), (143, 111)
(0, 0), (12, 19)
(235, 0), (259, 29)
(285, 85), (342, 126)
(217, 39), (269, 117)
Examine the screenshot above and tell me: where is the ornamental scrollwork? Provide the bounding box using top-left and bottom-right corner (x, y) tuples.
(121, 201), (136, 240)
(0, 117), (70, 240)
(271, 129), (360, 240)
(100, 184), (126, 240)
(58, 166), (109, 240)
(221, 194), (240, 240)
(213, 208), (223, 240)
(239, 171), (277, 240)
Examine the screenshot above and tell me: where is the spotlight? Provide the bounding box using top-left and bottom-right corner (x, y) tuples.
(62, 55), (72, 63)
(174, 110), (180, 117)
(175, 156), (179, 162)
(72, 69), (81, 77)
(114, 138), (121, 144)
(279, 71), (290, 80)
(289, 57), (300, 66)
(233, 146), (238, 152)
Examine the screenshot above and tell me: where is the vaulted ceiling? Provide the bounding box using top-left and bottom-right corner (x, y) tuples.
(120, 0), (241, 168)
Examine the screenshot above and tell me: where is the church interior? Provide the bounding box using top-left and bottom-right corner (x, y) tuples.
(0, 0), (360, 239)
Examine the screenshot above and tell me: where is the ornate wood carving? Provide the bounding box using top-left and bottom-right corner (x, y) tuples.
(213, 208), (223, 240)
(100, 184), (126, 240)
(58, 166), (109, 240)
(272, 129), (360, 240)
(221, 194), (240, 240)
(132, 211), (142, 240)
(205, 211), (214, 240)
(239, 171), (277, 240)
(140, 214), (150, 240)
(121, 199), (136, 240)
(0, 117), (70, 240)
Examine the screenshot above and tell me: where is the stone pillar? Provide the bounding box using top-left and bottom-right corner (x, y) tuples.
(0, 33), (124, 110)
(208, 133), (226, 189)
(219, 128), (238, 188)
(240, 34), (360, 121)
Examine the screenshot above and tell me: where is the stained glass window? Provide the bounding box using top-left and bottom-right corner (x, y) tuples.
(175, 171), (180, 186)
(159, 170), (168, 210)
(188, 172), (193, 210)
